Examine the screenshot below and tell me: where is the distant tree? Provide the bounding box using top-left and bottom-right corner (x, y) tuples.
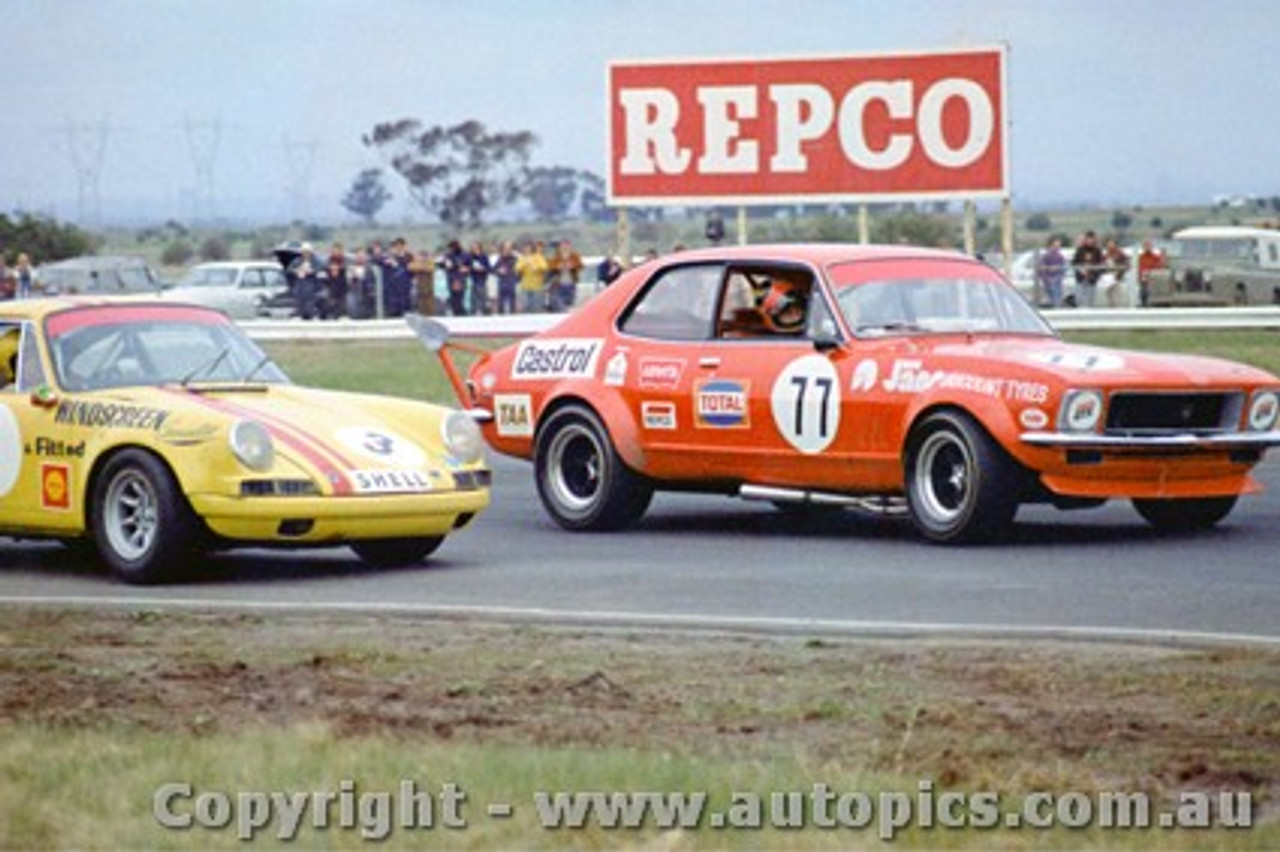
(1111, 210), (1133, 230)
(161, 240), (195, 267)
(341, 168), (391, 225)
(871, 214), (957, 248)
(578, 171), (609, 222)
(0, 213), (94, 263)
(363, 119), (536, 227)
(199, 235), (231, 261)
(524, 166), (580, 222)
(1025, 212), (1053, 231)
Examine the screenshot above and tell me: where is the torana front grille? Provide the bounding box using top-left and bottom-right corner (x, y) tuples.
(1105, 392), (1242, 434)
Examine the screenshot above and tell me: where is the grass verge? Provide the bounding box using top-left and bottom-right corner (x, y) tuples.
(0, 607), (1276, 849)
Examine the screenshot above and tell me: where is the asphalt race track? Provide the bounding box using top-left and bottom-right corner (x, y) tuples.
(1, 453), (1277, 645)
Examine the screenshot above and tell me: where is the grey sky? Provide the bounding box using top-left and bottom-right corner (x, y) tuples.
(3, 0), (1277, 224)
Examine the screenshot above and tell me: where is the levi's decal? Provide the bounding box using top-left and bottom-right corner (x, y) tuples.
(771, 355), (840, 454)
(637, 357), (686, 390)
(695, 379), (749, 428)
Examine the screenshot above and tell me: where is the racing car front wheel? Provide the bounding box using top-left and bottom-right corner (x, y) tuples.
(350, 536), (444, 568)
(535, 404), (653, 531)
(905, 411), (1020, 544)
(1132, 496), (1237, 531)
(91, 449), (202, 584)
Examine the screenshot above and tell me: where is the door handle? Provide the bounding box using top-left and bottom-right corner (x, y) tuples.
(699, 357), (721, 369)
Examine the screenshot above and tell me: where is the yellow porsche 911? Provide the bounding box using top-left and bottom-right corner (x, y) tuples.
(0, 299), (490, 583)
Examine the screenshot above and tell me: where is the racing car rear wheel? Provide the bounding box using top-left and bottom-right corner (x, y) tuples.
(350, 536), (444, 568)
(1132, 496), (1237, 531)
(535, 404), (653, 531)
(91, 449), (202, 584)
(905, 411), (1020, 544)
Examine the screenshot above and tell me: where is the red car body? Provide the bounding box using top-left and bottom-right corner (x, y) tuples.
(422, 244), (1280, 542)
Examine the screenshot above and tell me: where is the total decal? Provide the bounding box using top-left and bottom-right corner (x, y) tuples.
(850, 358), (1049, 404)
(511, 338), (604, 380)
(695, 379), (750, 428)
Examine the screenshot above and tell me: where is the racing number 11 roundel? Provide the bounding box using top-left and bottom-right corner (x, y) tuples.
(771, 355), (841, 454)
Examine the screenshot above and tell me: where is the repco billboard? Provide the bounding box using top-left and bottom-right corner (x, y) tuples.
(607, 47), (1007, 205)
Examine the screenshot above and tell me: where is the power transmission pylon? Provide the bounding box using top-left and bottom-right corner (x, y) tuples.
(282, 137), (319, 223)
(184, 115), (222, 224)
(66, 118), (109, 226)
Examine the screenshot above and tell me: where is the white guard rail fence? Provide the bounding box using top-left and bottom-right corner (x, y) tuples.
(238, 307), (1280, 343)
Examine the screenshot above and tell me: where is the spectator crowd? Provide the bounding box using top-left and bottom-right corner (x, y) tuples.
(281, 237), (625, 320)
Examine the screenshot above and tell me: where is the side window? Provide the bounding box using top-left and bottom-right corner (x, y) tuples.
(718, 268), (818, 340)
(242, 270), (263, 289)
(1, 323), (47, 393)
(618, 265), (722, 341)
(17, 325), (47, 391)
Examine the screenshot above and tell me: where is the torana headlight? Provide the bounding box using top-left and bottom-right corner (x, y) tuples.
(229, 420), (274, 471)
(441, 410), (484, 465)
(1247, 390), (1279, 432)
(1059, 390), (1103, 433)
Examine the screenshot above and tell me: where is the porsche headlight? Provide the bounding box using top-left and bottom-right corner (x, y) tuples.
(229, 420), (274, 471)
(441, 410), (484, 465)
(1059, 390), (1103, 433)
(1247, 390), (1280, 432)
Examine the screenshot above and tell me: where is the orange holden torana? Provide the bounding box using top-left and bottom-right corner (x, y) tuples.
(422, 243), (1280, 544)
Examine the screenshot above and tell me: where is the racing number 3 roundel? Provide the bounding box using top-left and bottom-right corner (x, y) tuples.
(770, 355), (841, 454)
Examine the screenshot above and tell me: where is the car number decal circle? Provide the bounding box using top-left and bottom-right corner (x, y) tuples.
(333, 427), (426, 467)
(771, 355), (841, 454)
(0, 406), (21, 496)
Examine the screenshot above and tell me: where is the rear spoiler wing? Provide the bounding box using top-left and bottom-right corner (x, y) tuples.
(404, 314), (557, 412)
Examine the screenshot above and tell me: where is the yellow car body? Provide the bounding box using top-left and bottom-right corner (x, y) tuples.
(0, 298), (489, 582)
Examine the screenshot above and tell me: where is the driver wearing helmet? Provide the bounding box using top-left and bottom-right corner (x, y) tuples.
(759, 279), (808, 335)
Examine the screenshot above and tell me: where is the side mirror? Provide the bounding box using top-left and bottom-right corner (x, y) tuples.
(30, 385), (58, 409)
(813, 334), (841, 354)
(405, 314), (451, 352)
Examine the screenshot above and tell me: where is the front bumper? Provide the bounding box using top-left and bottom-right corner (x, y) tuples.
(1020, 430), (1280, 452)
(188, 488), (490, 543)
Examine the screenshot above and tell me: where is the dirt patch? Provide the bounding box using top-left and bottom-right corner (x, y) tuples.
(1, 606), (1277, 811)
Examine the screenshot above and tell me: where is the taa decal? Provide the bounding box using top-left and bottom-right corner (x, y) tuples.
(771, 355), (841, 454)
(695, 379), (750, 428)
(41, 463), (71, 511)
(494, 394), (534, 437)
(334, 427), (426, 467)
(641, 401), (677, 430)
(511, 339), (603, 380)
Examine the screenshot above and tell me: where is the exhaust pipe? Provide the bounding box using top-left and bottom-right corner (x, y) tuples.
(738, 484), (907, 516)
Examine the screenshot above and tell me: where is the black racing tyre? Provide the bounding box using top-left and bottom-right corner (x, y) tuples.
(90, 449), (202, 584)
(350, 536), (444, 568)
(904, 411), (1020, 544)
(1132, 496), (1237, 531)
(534, 404), (653, 531)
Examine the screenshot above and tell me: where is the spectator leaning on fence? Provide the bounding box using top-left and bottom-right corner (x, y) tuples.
(1071, 230), (1106, 308)
(1103, 238), (1131, 308)
(1136, 239), (1165, 308)
(517, 241), (549, 313)
(549, 239), (583, 312)
(1035, 237), (1067, 308)
(492, 241), (519, 315)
